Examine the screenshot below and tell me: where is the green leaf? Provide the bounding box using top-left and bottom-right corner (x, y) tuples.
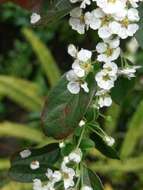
(0, 75), (42, 111)
(80, 138), (95, 150)
(0, 121), (56, 144)
(22, 28), (61, 86)
(82, 166), (104, 190)
(1, 182), (31, 190)
(89, 124), (119, 159)
(41, 74), (96, 139)
(9, 143), (60, 182)
(111, 77), (135, 105)
(89, 154), (143, 173)
(104, 103), (120, 135)
(135, 3), (143, 49)
(120, 99), (143, 158)
(61, 143), (75, 156)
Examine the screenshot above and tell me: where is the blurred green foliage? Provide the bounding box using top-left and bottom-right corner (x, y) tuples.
(0, 2), (143, 190)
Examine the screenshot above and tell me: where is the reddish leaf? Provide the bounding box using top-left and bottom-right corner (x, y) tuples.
(0, 0), (43, 11)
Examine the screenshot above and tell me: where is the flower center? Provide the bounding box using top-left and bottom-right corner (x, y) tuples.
(103, 74), (110, 81)
(101, 16), (111, 26)
(108, 0), (116, 3)
(106, 48), (113, 56)
(121, 17), (129, 27)
(82, 63), (92, 72)
(63, 172), (69, 179)
(80, 15), (85, 24)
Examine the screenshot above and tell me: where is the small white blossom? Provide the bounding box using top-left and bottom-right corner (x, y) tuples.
(110, 8), (140, 39)
(85, 8), (114, 39)
(30, 160), (40, 170)
(96, 38), (120, 63)
(59, 142), (65, 148)
(30, 13), (41, 24)
(81, 185), (93, 190)
(68, 148), (82, 163)
(66, 70), (89, 94)
(118, 65), (141, 79)
(33, 179), (42, 190)
(46, 169), (62, 183)
(69, 7), (86, 34)
(20, 149), (31, 158)
(62, 166), (75, 189)
(127, 37), (139, 53)
(95, 0), (126, 15)
(79, 120), (85, 127)
(98, 95), (112, 108)
(68, 44), (78, 58)
(104, 136), (115, 146)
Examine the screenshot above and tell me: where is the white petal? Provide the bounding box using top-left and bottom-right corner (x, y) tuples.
(30, 13), (41, 24)
(96, 42), (107, 53)
(70, 7), (82, 17)
(127, 8), (140, 21)
(68, 44), (77, 57)
(66, 70), (78, 81)
(67, 81), (80, 94)
(77, 49), (92, 62)
(20, 149), (31, 158)
(72, 61), (85, 77)
(127, 24), (139, 36)
(81, 82), (89, 93)
(30, 160), (40, 170)
(98, 26), (112, 39)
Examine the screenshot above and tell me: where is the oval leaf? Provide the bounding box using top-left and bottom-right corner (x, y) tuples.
(9, 143), (60, 182)
(82, 166), (104, 190)
(41, 74), (96, 139)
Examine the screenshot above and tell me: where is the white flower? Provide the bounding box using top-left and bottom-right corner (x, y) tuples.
(68, 45), (92, 78)
(96, 38), (120, 63)
(95, 70), (117, 90)
(104, 136), (115, 146)
(30, 13), (41, 24)
(85, 8), (114, 39)
(33, 179), (42, 190)
(127, 37), (139, 53)
(62, 166), (75, 189)
(77, 49), (92, 62)
(68, 44), (78, 58)
(30, 160), (40, 170)
(95, 0), (126, 15)
(118, 65), (141, 79)
(103, 62), (118, 76)
(20, 149), (31, 158)
(110, 8), (140, 39)
(68, 148), (82, 163)
(66, 70), (89, 94)
(72, 60), (85, 77)
(98, 95), (112, 108)
(69, 7), (86, 34)
(85, 8), (104, 30)
(46, 169), (62, 183)
(128, 0), (140, 8)
(79, 120), (85, 127)
(81, 185), (93, 190)
(59, 142), (65, 148)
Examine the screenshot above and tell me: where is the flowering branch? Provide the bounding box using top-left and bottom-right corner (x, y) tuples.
(8, 0), (143, 189)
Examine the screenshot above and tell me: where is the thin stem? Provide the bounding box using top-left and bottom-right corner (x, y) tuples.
(87, 125), (104, 139)
(76, 125), (86, 149)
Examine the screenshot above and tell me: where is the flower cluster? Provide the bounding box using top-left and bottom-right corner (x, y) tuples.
(67, 0), (141, 108)
(31, 148), (92, 190)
